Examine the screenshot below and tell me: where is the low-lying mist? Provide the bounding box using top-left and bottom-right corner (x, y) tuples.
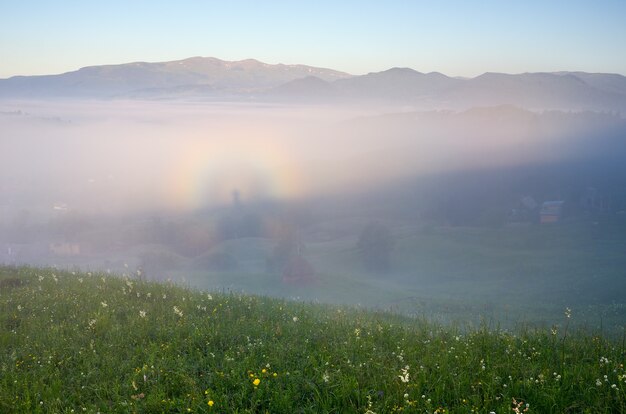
(2, 99), (626, 329)
(2, 100), (623, 212)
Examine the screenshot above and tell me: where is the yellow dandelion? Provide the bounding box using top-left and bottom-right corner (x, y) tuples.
(253, 378), (261, 386)
(208, 400), (214, 407)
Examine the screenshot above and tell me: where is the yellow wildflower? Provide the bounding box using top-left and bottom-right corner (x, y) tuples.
(253, 378), (261, 386)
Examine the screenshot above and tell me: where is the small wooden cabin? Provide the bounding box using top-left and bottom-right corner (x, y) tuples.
(540, 201), (564, 224)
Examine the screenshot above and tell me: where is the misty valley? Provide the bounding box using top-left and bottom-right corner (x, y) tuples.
(2, 96), (626, 331)
(2, 57), (626, 413)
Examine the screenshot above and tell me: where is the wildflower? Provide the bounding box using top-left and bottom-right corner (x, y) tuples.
(564, 307), (572, 318)
(292, 316), (299, 322)
(207, 400), (214, 407)
(173, 306), (183, 317)
(399, 365), (410, 383)
(322, 371), (330, 382)
(100, 301), (108, 308)
(511, 397), (529, 413)
(253, 378), (260, 386)
(139, 310), (146, 318)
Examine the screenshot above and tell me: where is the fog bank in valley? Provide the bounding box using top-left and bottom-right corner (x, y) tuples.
(2, 99), (626, 328)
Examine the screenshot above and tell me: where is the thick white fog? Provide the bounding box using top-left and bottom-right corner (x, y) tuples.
(2, 98), (626, 331)
(2, 100), (619, 218)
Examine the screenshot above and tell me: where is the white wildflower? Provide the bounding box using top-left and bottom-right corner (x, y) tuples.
(399, 365), (410, 383)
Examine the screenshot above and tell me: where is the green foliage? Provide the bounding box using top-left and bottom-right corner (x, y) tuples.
(1, 266), (625, 413)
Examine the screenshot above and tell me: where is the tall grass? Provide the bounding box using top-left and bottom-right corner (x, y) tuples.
(1, 266), (625, 413)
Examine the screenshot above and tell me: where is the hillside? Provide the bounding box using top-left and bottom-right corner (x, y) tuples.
(1, 267), (625, 413)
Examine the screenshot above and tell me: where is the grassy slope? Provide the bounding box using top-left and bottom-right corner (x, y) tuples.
(35, 218), (626, 331)
(1, 267), (625, 413)
(176, 219), (626, 331)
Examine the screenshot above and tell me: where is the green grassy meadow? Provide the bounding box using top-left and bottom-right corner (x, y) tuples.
(2, 266), (625, 413)
(172, 218), (626, 332)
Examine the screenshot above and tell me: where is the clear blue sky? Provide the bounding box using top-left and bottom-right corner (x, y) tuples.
(1, 0), (625, 78)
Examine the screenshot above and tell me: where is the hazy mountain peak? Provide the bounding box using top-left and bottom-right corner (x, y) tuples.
(0, 57), (624, 112)
(380, 67), (423, 75)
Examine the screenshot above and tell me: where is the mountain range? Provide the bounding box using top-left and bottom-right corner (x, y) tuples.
(1, 56), (626, 112)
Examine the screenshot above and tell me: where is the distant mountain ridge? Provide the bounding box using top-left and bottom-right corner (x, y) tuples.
(1, 56), (625, 112)
(0, 56), (351, 98)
